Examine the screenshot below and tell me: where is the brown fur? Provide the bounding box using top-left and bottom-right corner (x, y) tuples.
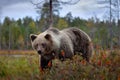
(53, 27), (93, 62)
(30, 27), (93, 69)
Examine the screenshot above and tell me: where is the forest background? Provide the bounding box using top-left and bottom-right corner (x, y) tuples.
(0, 0), (120, 50)
(0, 0), (120, 79)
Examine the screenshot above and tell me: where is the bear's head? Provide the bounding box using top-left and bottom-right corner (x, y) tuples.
(30, 33), (53, 55)
(30, 28), (60, 55)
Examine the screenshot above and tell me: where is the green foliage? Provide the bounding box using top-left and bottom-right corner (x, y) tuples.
(0, 55), (39, 80)
(0, 13), (120, 49)
(56, 18), (68, 29)
(0, 50), (120, 80)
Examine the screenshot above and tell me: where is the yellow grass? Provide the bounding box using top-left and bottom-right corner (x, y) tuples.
(0, 50), (36, 55)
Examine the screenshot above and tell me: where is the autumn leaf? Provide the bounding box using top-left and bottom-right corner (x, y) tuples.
(81, 59), (86, 65)
(48, 61), (52, 67)
(61, 50), (65, 56)
(97, 60), (102, 66)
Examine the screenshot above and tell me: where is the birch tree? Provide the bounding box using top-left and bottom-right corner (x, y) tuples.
(0, 23), (1, 50)
(97, 0), (115, 50)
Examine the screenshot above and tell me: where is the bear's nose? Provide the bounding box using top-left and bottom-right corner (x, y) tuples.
(38, 50), (42, 55)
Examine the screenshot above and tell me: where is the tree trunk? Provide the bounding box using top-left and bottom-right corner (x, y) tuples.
(117, 0), (120, 48)
(49, 0), (53, 27)
(0, 26), (1, 50)
(109, 0), (113, 50)
(8, 26), (11, 50)
(118, 20), (120, 47)
(0, 7), (1, 50)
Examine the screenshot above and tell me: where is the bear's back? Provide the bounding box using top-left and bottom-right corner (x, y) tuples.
(61, 27), (91, 52)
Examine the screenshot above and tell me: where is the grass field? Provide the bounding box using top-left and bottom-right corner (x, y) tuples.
(0, 49), (120, 80)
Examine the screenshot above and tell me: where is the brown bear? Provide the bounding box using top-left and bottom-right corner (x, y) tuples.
(30, 27), (93, 70)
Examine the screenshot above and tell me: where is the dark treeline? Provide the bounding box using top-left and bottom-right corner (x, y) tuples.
(0, 13), (120, 50)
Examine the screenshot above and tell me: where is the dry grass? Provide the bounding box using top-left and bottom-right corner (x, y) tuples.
(0, 50), (36, 55)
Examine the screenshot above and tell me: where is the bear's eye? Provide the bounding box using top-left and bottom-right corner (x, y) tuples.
(41, 43), (46, 48)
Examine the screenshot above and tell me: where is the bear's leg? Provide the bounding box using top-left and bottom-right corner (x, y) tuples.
(81, 44), (93, 62)
(59, 46), (74, 60)
(40, 55), (52, 70)
(59, 50), (65, 61)
(59, 38), (74, 61)
(82, 54), (89, 62)
(60, 44), (74, 60)
(40, 54), (55, 70)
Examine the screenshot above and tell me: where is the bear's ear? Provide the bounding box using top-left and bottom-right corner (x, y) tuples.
(45, 34), (51, 40)
(30, 34), (37, 41)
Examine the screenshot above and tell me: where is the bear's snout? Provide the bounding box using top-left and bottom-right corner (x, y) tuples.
(38, 50), (42, 55)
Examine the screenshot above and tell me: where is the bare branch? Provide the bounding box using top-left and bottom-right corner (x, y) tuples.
(31, 0), (44, 5)
(30, 0), (45, 9)
(59, 0), (80, 5)
(97, 1), (109, 4)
